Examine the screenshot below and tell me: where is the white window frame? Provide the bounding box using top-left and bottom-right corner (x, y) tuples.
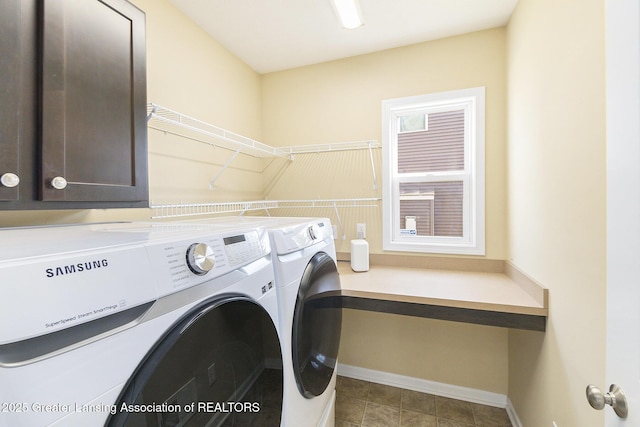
(382, 87), (485, 255)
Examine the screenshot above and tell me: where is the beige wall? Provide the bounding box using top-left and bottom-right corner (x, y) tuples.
(339, 310), (508, 395)
(138, 0), (264, 206)
(261, 29), (510, 395)
(506, 0), (606, 425)
(0, 0), (263, 227)
(261, 28), (508, 260)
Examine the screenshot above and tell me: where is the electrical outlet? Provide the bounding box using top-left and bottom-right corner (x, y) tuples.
(356, 223), (366, 239)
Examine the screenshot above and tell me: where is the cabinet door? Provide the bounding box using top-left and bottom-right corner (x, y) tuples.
(40, 0), (148, 203)
(0, 0), (22, 201)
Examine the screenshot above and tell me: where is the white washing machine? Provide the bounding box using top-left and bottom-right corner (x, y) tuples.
(179, 217), (342, 427)
(0, 221), (284, 427)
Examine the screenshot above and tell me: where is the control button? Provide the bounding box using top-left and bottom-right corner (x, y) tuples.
(186, 243), (215, 275)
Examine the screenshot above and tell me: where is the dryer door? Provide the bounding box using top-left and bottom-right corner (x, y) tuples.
(107, 296), (283, 427)
(292, 252), (342, 398)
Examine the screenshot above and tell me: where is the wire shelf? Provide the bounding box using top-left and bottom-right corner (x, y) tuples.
(146, 103), (382, 230)
(278, 140), (380, 154)
(150, 198), (380, 219)
(147, 103), (287, 159)
(147, 103), (380, 159)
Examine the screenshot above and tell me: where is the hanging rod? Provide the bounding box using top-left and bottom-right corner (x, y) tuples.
(150, 198), (380, 219)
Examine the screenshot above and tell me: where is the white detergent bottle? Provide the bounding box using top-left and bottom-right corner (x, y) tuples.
(350, 230), (369, 272)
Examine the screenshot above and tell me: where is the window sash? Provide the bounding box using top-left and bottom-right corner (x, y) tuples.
(397, 109), (465, 173)
(392, 176), (469, 243)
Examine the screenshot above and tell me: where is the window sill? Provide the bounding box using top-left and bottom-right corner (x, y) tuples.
(383, 240), (486, 256)
(336, 256), (548, 331)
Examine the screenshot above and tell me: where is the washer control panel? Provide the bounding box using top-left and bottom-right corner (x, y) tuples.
(0, 222), (271, 346)
(270, 219), (333, 255)
(148, 228), (270, 298)
(223, 232), (265, 267)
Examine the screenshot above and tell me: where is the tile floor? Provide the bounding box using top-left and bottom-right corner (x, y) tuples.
(335, 376), (513, 427)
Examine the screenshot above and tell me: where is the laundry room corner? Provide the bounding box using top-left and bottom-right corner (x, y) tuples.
(259, 25), (512, 402)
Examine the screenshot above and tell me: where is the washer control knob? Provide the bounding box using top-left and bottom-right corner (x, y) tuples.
(308, 224), (318, 240)
(186, 243), (215, 275)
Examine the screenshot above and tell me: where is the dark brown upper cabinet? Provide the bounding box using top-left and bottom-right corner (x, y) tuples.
(0, 0), (148, 210)
(0, 0), (23, 203)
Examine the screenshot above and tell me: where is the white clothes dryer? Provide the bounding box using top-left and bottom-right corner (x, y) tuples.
(0, 222), (284, 427)
(179, 217), (342, 427)
(266, 218), (341, 427)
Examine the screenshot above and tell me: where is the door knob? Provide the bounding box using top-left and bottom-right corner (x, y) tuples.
(586, 384), (628, 418)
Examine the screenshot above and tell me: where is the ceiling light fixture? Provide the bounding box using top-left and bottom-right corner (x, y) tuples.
(330, 0), (363, 29)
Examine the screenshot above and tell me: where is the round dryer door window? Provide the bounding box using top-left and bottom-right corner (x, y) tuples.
(292, 251), (342, 398)
(107, 296), (283, 427)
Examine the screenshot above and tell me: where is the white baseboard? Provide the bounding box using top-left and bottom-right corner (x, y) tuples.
(337, 363), (521, 426)
(506, 398), (523, 427)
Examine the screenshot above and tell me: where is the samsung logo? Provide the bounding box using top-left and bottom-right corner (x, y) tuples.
(45, 259), (109, 278)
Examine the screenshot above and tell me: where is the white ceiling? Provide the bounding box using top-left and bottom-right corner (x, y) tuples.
(169, 0), (519, 74)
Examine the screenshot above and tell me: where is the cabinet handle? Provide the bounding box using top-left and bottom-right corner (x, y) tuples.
(50, 176), (68, 190)
(0, 173), (20, 188)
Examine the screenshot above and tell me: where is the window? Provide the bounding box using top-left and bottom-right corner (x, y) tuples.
(382, 87), (485, 255)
